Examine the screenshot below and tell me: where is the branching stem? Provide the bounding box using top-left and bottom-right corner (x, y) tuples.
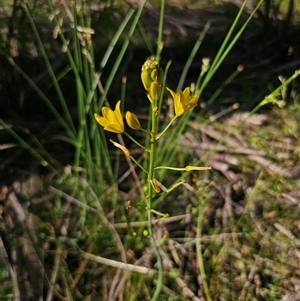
(148, 100), (163, 301)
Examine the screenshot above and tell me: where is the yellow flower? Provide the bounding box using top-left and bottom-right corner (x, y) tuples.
(167, 87), (200, 117)
(94, 101), (124, 133)
(125, 111), (141, 130)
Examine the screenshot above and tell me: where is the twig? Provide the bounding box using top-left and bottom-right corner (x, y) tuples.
(80, 252), (156, 276)
(46, 244), (63, 301)
(114, 213), (191, 228)
(159, 242), (202, 301)
(109, 248), (154, 301)
(48, 186), (98, 213)
(274, 223), (300, 246)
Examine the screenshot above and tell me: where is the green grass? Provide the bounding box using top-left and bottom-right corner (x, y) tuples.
(0, 0), (300, 300)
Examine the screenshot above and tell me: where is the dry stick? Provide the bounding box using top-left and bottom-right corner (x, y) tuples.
(46, 244), (63, 301)
(159, 243), (202, 301)
(274, 223), (300, 246)
(238, 264), (259, 301)
(80, 252), (156, 276)
(62, 270), (72, 301)
(168, 237), (181, 267)
(163, 227), (202, 301)
(71, 242), (94, 289)
(108, 269), (124, 301)
(114, 213), (190, 228)
(109, 248), (154, 301)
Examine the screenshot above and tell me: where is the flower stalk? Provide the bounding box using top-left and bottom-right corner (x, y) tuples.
(144, 60), (164, 300)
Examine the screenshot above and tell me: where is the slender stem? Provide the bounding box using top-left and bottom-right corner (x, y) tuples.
(156, 116), (177, 140)
(156, 0), (165, 62)
(129, 155), (148, 174)
(259, 69), (300, 107)
(124, 132), (150, 152)
(196, 202), (212, 301)
(150, 209), (169, 218)
(148, 102), (163, 301)
(154, 166), (186, 171)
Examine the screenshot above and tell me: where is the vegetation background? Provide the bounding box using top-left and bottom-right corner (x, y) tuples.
(0, 0), (300, 300)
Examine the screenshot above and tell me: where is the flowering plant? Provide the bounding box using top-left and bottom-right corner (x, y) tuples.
(94, 59), (211, 300)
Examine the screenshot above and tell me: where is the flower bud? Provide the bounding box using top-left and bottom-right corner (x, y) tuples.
(125, 111), (141, 130)
(149, 80), (162, 102)
(141, 59), (163, 91)
(185, 166), (211, 171)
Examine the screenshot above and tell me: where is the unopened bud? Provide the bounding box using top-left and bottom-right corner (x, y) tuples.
(141, 59), (163, 91)
(149, 80), (162, 102)
(185, 166), (211, 171)
(125, 111), (141, 130)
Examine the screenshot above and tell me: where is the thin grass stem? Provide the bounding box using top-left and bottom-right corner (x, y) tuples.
(0, 119), (57, 174)
(97, 1), (147, 110)
(196, 198), (212, 301)
(26, 2), (76, 135)
(198, 0), (264, 95)
(206, 65), (244, 106)
(177, 21), (211, 91)
(86, 9), (135, 110)
(156, 0), (165, 62)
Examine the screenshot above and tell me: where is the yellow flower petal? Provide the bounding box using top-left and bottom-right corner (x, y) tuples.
(182, 87), (191, 104)
(113, 101), (124, 130)
(175, 91), (185, 116)
(94, 113), (107, 128)
(94, 101), (124, 133)
(166, 87), (176, 99)
(101, 106), (110, 118)
(167, 87), (200, 117)
(104, 124), (123, 133)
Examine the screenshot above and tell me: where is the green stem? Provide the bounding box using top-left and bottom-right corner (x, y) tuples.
(150, 209), (168, 218)
(156, 116), (177, 140)
(148, 101), (163, 301)
(124, 132), (150, 152)
(196, 203), (212, 301)
(156, 0), (165, 62)
(154, 166), (186, 171)
(129, 155), (148, 174)
(259, 69), (300, 107)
